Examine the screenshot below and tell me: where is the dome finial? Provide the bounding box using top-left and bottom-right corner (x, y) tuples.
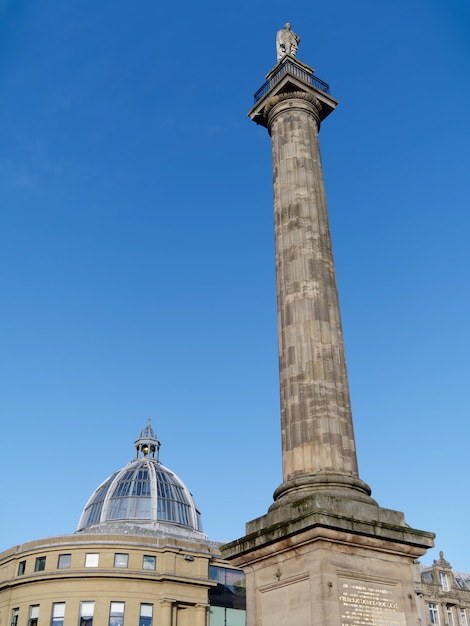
(135, 419), (160, 460)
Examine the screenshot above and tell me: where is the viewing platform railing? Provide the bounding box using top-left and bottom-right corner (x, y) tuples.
(254, 59), (330, 103)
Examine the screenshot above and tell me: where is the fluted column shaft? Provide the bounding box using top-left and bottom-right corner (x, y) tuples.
(267, 94), (358, 484)
(160, 600), (173, 626)
(194, 604), (207, 626)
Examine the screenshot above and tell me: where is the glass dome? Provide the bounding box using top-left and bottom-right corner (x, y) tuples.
(77, 420), (204, 539)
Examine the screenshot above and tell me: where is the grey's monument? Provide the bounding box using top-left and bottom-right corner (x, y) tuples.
(222, 25), (434, 626)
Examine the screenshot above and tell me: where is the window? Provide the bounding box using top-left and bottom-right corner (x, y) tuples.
(79, 602), (94, 626)
(58, 554), (71, 569)
(34, 557), (46, 572)
(447, 606), (455, 626)
(108, 469), (151, 520)
(429, 603), (440, 625)
(440, 572), (450, 592)
(80, 472), (119, 527)
(113, 553), (128, 568)
(11, 608), (19, 626)
(51, 603), (65, 626)
(108, 602), (125, 626)
(17, 561), (26, 576)
(29, 605), (40, 626)
(209, 566), (246, 610)
(460, 609), (468, 626)
(209, 606), (246, 626)
(139, 604), (153, 626)
(142, 555), (156, 570)
(84, 553), (99, 568)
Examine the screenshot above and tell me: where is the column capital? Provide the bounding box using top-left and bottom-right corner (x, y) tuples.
(264, 90), (323, 129)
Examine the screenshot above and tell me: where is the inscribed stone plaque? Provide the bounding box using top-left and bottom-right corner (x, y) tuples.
(338, 576), (405, 626)
(261, 576), (310, 626)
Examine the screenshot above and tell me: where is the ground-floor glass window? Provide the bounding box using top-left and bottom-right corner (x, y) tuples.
(28, 605), (39, 626)
(447, 605), (455, 626)
(429, 603), (440, 625)
(209, 607), (246, 626)
(51, 603), (65, 626)
(139, 604), (153, 626)
(11, 608), (19, 626)
(109, 602), (125, 626)
(79, 602), (94, 626)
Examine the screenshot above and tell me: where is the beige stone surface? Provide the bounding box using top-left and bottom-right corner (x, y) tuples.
(0, 533), (217, 626)
(224, 511), (433, 626)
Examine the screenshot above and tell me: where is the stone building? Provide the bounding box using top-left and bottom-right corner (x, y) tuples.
(415, 552), (470, 626)
(0, 422), (246, 626)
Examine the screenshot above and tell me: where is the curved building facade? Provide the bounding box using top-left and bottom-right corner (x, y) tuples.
(0, 423), (246, 626)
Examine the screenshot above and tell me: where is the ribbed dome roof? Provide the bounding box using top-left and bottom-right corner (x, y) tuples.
(77, 420), (204, 540)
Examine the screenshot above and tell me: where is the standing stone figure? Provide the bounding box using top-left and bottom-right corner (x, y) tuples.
(276, 23), (300, 61)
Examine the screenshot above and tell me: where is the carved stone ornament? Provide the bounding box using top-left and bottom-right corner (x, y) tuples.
(263, 90), (323, 125)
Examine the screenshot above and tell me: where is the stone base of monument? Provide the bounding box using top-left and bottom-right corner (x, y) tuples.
(221, 492), (434, 626)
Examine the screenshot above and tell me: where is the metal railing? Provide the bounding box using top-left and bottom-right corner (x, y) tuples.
(254, 60), (330, 102)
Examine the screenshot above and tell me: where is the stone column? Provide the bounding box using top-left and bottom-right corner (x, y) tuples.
(160, 599), (173, 626)
(262, 91), (371, 504)
(221, 51), (434, 626)
(194, 603), (208, 626)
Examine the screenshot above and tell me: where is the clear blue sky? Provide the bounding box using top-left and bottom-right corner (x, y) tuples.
(1, 0), (469, 570)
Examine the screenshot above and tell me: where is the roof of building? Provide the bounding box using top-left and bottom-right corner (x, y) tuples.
(419, 552), (470, 591)
(76, 420), (205, 541)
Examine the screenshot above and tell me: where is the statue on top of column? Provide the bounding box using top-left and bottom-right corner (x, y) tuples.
(276, 23), (300, 61)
